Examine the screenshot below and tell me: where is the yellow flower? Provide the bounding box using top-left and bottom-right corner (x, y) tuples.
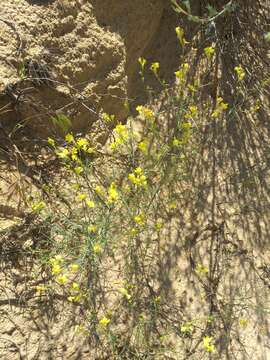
(47, 137), (55, 147)
(211, 97), (228, 118)
(31, 201), (45, 212)
(195, 263), (209, 276)
(88, 224), (97, 233)
(50, 255), (64, 274)
(175, 26), (188, 47)
(67, 294), (82, 302)
(134, 167), (143, 175)
(202, 336), (215, 353)
(204, 46), (215, 59)
(239, 318), (248, 327)
(56, 274), (68, 285)
(95, 185), (103, 195)
(169, 200), (177, 209)
(102, 112), (115, 122)
(182, 121), (192, 130)
(93, 243), (102, 254)
(86, 200), (95, 208)
(76, 193), (86, 202)
(114, 124), (128, 139)
(180, 321), (194, 334)
(68, 294), (82, 302)
(155, 222), (163, 231)
(172, 138), (181, 147)
(71, 282), (80, 292)
(108, 182), (119, 203)
(57, 147), (69, 159)
(150, 62), (160, 75)
(71, 147), (78, 161)
(234, 65), (245, 81)
(184, 105), (198, 119)
(65, 133), (74, 143)
(70, 263), (79, 272)
(211, 110), (219, 118)
(138, 57), (147, 69)
(110, 141), (118, 151)
(217, 97), (228, 110)
(175, 63), (189, 82)
(136, 105), (155, 121)
(129, 228), (138, 236)
(51, 263), (62, 275)
(118, 287), (132, 300)
(77, 138), (88, 150)
(87, 146), (96, 154)
(74, 166), (83, 175)
(128, 168), (147, 188)
(110, 124), (129, 151)
(134, 212), (146, 226)
(138, 140), (148, 154)
(68, 296), (75, 302)
(99, 316), (110, 327)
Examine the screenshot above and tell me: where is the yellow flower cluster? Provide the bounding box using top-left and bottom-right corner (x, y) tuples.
(95, 185), (105, 197)
(155, 221), (163, 232)
(110, 124), (129, 151)
(75, 193), (95, 208)
(195, 263), (209, 276)
(31, 201), (46, 213)
(133, 212), (146, 226)
(118, 287), (132, 301)
(173, 120), (192, 147)
(138, 57), (147, 69)
(67, 281), (81, 302)
(175, 26), (188, 47)
(136, 105), (155, 122)
(180, 321), (194, 334)
(50, 255), (78, 280)
(128, 167), (147, 188)
(88, 224), (97, 233)
(102, 112), (115, 122)
(47, 137), (55, 147)
(184, 105), (198, 119)
(239, 318), (248, 327)
(211, 97), (228, 118)
(65, 133), (74, 143)
(56, 147), (69, 159)
(54, 135), (95, 162)
(107, 182), (119, 204)
(234, 65), (245, 81)
(204, 46), (215, 59)
(99, 316), (110, 327)
(202, 336), (216, 353)
(93, 243), (102, 254)
(150, 62), (160, 76)
(49, 255), (83, 303)
(175, 63), (189, 83)
(50, 255), (64, 275)
(138, 139), (149, 154)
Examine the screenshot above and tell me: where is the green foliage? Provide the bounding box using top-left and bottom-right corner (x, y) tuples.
(18, 62), (26, 80)
(50, 113), (72, 134)
(23, 10), (270, 359)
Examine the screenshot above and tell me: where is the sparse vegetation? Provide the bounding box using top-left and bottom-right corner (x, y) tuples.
(0, 0), (270, 359)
